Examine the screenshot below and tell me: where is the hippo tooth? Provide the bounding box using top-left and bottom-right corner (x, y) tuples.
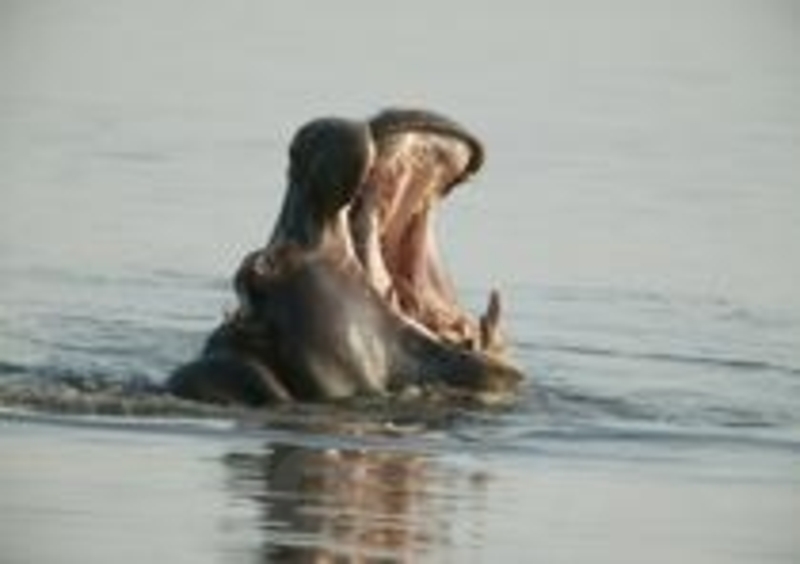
(480, 289), (503, 352)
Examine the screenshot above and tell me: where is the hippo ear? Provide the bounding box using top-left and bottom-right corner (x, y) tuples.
(289, 118), (373, 216)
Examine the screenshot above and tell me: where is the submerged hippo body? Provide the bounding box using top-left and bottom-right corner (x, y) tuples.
(168, 110), (523, 406)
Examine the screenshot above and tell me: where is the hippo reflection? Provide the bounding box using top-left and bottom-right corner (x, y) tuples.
(168, 109), (523, 405)
(224, 441), (489, 562)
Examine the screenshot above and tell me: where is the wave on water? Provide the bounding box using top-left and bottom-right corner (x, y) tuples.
(0, 366), (222, 419)
(520, 341), (800, 378)
(0, 358), (517, 442)
(1, 270), (799, 457)
(1, 359), (798, 458)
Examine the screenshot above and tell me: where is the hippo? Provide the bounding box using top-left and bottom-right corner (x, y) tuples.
(168, 109), (523, 405)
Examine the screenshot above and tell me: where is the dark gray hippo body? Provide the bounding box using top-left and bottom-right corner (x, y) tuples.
(168, 110), (523, 406)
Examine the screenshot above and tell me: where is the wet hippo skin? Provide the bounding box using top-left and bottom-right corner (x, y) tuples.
(168, 109), (523, 406)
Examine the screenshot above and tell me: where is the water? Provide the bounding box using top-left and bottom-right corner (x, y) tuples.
(1, 0), (800, 562)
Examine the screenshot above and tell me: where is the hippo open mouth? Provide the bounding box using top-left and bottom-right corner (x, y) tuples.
(348, 109), (505, 355)
(168, 109), (522, 406)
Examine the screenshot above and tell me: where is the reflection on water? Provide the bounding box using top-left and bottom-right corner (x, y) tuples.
(1, 415), (798, 564)
(224, 441), (486, 563)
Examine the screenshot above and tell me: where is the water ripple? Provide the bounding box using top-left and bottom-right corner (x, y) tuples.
(519, 341), (800, 377)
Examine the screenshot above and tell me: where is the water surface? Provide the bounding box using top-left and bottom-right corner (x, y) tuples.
(1, 0), (799, 562)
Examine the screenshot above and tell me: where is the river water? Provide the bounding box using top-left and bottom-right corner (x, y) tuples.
(1, 1), (799, 562)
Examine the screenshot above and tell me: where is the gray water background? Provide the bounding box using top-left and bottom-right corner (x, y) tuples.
(1, 1), (799, 562)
